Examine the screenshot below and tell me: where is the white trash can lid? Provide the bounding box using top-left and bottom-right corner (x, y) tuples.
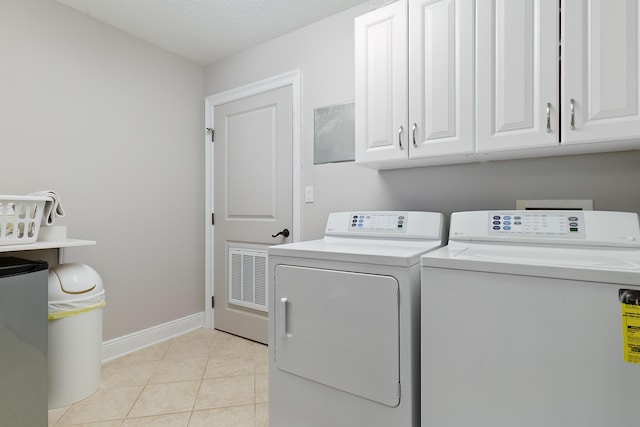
(48, 263), (103, 301)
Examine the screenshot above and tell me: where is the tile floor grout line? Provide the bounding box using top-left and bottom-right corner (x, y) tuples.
(121, 352), (164, 423)
(189, 378), (205, 418)
(122, 380), (149, 421)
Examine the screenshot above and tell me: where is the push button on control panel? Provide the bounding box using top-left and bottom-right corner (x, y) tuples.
(490, 215), (524, 232)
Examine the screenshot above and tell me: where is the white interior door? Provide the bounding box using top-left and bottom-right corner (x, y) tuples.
(212, 84), (293, 344)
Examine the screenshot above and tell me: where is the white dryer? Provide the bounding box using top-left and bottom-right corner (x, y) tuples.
(421, 210), (640, 427)
(268, 211), (445, 427)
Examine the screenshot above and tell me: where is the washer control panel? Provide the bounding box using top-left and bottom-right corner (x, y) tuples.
(488, 212), (585, 239)
(449, 210), (640, 247)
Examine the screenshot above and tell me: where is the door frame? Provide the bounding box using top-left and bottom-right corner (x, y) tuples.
(204, 69), (301, 329)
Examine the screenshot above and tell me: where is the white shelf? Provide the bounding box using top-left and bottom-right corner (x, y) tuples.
(0, 239), (96, 253)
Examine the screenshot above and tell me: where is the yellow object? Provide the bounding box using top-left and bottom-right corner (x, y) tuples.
(48, 300), (106, 320)
(621, 301), (640, 364)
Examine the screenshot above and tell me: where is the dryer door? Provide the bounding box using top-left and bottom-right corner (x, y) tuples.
(274, 265), (400, 407)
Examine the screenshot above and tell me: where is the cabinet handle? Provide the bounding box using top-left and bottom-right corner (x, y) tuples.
(570, 99), (576, 130)
(412, 123), (418, 147)
(546, 103), (551, 133)
(398, 126), (404, 150)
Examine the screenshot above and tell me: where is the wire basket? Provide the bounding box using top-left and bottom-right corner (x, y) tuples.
(0, 195), (48, 245)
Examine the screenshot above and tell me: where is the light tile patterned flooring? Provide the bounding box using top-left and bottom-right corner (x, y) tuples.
(48, 328), (268, 426)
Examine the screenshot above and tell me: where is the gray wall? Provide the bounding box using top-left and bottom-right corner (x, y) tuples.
(1, 0), (205, 340)
(205, 3), (640, 242)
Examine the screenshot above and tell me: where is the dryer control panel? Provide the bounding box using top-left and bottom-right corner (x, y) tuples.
(325, 211), (444, 241)
(350, 212), (407, 232)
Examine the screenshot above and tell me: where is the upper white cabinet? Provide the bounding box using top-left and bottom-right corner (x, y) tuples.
(476, 0), (559, 152)
(355, 0), (475, 168)
(409, 0), (475, 159)
(477, 0), (640, 157)
(354, 0), (408, 165)
(562, 0), (640, 144)
(355, 0), (640, 169)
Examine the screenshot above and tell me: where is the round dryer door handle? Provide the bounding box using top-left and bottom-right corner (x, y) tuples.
(272, 228), (290, 238)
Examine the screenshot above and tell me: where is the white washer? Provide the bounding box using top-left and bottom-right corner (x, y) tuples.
(421, 210), (640, 427)
(268, 211), (445, 427)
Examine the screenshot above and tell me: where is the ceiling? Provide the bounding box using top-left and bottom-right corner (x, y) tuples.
(56, 0), (373, 66)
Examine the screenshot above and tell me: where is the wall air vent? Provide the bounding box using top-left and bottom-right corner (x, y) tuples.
(228, 248), (268, 312)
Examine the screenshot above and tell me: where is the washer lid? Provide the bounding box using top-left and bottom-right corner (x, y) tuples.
(422, 243), (640, 285)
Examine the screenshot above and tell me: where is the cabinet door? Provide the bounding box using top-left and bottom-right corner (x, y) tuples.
(355, 0), (408, 165)
(476, 0), (559, 152)
(409, 0), (475, 158)
(562, 0), (640, 144)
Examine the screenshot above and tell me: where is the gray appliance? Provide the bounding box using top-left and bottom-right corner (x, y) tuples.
(0, 257), (48, 426)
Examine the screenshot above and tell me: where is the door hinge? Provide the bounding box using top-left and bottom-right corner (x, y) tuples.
(211, 213), (215, 225)
(211, 296), (215, 308)
(206, 127), (214, 142)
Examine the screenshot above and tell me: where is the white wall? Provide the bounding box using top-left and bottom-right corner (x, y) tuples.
(0, 0), (205, 340)
(205, 3), (640, 241)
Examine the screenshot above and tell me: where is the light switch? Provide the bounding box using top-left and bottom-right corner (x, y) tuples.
(304, 186), (314, 203)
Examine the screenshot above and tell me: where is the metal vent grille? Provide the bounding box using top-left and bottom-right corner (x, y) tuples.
(228, 248), (268, 312)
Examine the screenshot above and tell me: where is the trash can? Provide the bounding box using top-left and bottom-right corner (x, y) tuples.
(47, 263), (105, 409)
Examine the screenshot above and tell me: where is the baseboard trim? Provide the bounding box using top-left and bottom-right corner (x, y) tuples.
(101, 312), (206, 363)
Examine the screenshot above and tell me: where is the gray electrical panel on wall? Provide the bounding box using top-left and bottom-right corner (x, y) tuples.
(314, 102), (355, 164)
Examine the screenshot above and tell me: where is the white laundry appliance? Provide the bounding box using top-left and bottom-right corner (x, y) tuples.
(420, 210), (640, 427)
(268, 211), (445, 427)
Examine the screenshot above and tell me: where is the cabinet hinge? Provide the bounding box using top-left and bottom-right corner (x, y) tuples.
(206, 127), (214, 142)
(211, 213), (215, 225)
(211, 296), (215, 308)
